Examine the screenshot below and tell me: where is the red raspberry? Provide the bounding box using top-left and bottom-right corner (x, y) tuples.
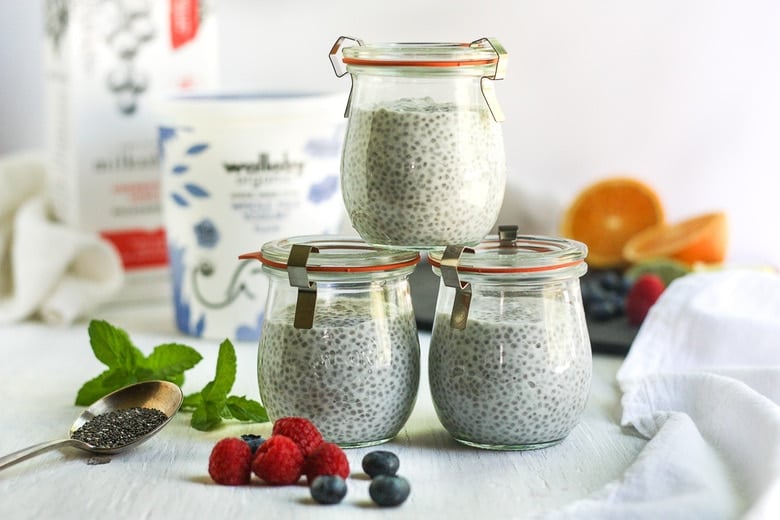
(208, 437), (253, 485)
(252, 435), (304, 485)
(303, 442), (350, 483)
(272, 417), (324, 457)
(625, 273), (666, 325)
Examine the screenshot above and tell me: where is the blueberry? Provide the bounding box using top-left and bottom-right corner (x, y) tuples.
(587, 299), (620, 321)
(615, 275), (633, 296)
(369, 475), (410, 507)
(240, 434), (265, 454)
(598, 270), (625, 292)
(310, 475), (347, 505)
(362, 450), (400, 478)
(580, 277), (599, 300)
(581, 280), (608, 307)
(583, 270), (631, 321)
(607, 292), (626, 314)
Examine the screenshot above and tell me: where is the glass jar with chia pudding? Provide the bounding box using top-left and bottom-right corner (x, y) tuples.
(427, 226), (592, 450)
(239, 236), (421, 448)
(329, 37), (508, 249)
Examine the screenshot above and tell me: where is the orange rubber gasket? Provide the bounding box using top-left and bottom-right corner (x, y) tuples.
(427, 256), (584, 274)
(240, 251), (420, 273)
(342, 57), (497, 67)
(427, 237), (586, 274)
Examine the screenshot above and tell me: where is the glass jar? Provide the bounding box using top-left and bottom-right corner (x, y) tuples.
(239, 236), (421, 448)
(427, 227), (592, 450)
(330, 37), (508, 249)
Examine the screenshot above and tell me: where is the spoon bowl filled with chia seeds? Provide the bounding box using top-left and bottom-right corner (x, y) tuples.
(0, 380), (183, 471)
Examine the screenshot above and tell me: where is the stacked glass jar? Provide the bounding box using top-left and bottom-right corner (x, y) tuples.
(240, 37), (592, 450)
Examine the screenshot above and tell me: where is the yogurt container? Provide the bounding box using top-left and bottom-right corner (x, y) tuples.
(427, 227), (592, 450)
(158, 93), (346, 341)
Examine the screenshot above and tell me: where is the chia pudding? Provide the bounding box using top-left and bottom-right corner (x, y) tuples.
(428, 297), (592, 449)
(258, 298), (420, 447)
(341, 97), (506, 248)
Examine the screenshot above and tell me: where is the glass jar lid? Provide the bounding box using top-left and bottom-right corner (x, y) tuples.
(240, 236), (419, 329)
(240, 235), (420, 273)
(330, 36), (508, 121)
(427, 232), (587, 275)
(331, 36), (506, 77)
(428, 228), (587, 330)
(342, 40), (500, 71)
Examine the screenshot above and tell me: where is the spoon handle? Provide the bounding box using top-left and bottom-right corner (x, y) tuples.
(0, 439), (83, 471)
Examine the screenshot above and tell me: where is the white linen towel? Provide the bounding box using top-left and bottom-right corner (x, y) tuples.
(0, 151), (124, 325)
(549, 270), (780, 519)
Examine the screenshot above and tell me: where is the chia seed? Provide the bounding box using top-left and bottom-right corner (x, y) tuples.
(341, 96), (506, 248)
(71, 407), (169, 449)
(258, 299), (420, 447)
(429, 297), (592, 449)
(86, 456), (112, 465)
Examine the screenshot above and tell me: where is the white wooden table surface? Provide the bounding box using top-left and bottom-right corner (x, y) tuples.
(0, 303), (647, 519)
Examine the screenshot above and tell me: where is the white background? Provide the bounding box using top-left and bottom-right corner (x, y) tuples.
(2, 0), (779, 266)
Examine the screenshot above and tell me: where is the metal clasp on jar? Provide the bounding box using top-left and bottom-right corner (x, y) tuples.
(287, 244), (320, 329)
(328, 35), (363, 118)
(498, 224), (519, 249)
(470, 37), (508, 122)
(439, 245), (476, 330)
(439, 226), (518, 329)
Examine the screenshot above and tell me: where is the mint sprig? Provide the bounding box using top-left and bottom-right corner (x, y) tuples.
(75, 320), (269, 432)
(182, 339), (269, 431)
(75, 320), (202, 406)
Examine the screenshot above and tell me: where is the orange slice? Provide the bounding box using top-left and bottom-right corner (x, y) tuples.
(560, 177), (665, 269)
(623, 211), (728, 265)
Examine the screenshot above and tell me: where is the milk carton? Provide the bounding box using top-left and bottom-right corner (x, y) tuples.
(43, 0), (219, 301)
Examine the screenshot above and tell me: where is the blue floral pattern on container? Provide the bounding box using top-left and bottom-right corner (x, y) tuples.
(194, 218), (219, 249)
(186, 143), (209, 155)
(158, 126), (177, 159)
(304, 123), (346, 158)
(171, 192), (189, 207)
(308, 175), (339, 203)
(168, 142), (211, 207)
(184, 183), (210, 198)
(168, 242), (205, 337)
(235, 312), (265, 342)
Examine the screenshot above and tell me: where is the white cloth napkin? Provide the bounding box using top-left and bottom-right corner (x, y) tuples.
(0, 151), (124, 325)
(550, 270), (780, 519)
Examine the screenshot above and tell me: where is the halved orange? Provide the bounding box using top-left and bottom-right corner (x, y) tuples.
(623, 211), (728, 265)
(560, 177), (665, 269)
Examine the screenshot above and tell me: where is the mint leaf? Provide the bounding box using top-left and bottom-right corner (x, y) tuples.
(88, 319), (144, 369)
(225, 395), (269, 422)
(102, 367), (138, 389)
(187, 339), (268, 431)
(191, 401), (223, 431)
(199, 381), (216, 403)
(75, 367), (140, 406)
(143, 343), (202, 379)
(75, 370), (114, 406)
(181, 392), (203, 412)
(189, 341), (235, 431)
(206, 339), (236, 400)
(166, 373), (186, 387)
